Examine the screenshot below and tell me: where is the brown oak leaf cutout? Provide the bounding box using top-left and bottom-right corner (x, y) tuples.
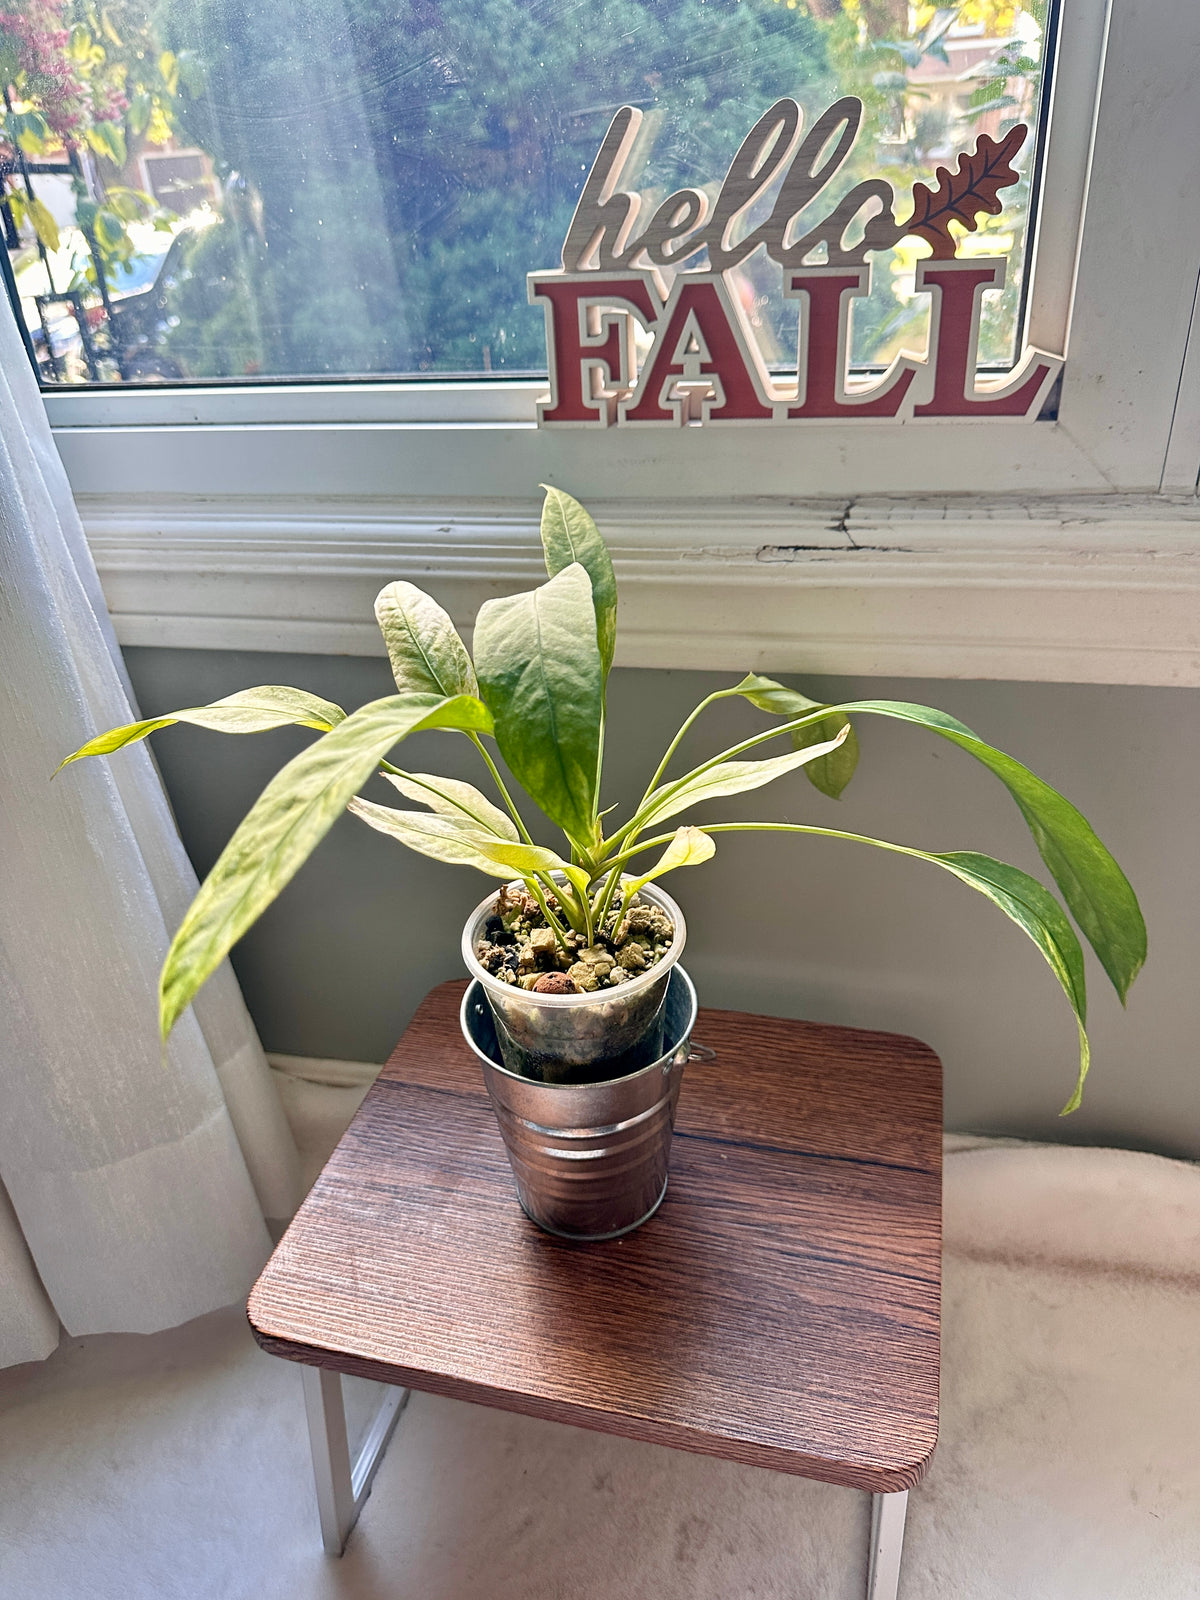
(905, 124), (1028, 259)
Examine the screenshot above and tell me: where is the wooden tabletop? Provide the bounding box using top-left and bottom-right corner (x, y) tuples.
(249, 981), (942, 1493)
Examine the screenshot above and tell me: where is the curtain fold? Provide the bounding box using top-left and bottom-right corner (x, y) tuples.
(0, 293), (301, 1367)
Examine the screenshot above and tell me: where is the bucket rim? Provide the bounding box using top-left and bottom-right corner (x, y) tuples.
(460, 966), (698, 1092)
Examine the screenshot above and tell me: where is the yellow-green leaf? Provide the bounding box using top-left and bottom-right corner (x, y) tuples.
(381, 771), (518, 840)
(103, 187), (148, 223)
(539, 485), (617, 682)
(57, 686), (347, 774)
(627, 825), (715, 892)
(559, 862), (594, 907)
(159, 693), (493, 1037)
(8, 109), (50, 155)
(348, 798), (564, 879)
(127, 90), (152, 136)
(704, 819), (1092, 1112)
(718, 687), (1146, 1006)
(374, 581), (477, 700)
(639, 725), (850, 828)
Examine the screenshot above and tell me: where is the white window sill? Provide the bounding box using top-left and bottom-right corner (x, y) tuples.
(82, 489), (1200, 687)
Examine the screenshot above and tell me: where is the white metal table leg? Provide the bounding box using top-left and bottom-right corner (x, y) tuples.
(867, 1490), (909, 1600)
(301, 1366), (408, 1555)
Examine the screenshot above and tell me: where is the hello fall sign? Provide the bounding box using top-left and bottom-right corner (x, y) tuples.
(529, 96), (1061, 427)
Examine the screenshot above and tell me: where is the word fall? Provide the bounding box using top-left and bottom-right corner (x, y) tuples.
(529, 97), (1061, 428)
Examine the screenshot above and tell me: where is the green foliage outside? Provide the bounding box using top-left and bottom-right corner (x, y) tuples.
(157, 0), (840, 375)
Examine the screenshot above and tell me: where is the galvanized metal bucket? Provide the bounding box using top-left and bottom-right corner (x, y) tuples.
(461, 881), (686, 1084)
(460, 966), (698, 1241)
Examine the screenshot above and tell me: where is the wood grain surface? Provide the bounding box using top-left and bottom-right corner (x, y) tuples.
(249, 982), (942, 1493)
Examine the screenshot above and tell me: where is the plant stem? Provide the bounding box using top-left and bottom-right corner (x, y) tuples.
(666, 706), (843, 781)
(526, 877), (573, 949)
(604, 704), (838, 855)
(635, 689), (727, 811)
(612, 880), (634, 929)
(600, 835), (674, 875)
(543, 868), (594, 938)
(644, 818), (945, 865)
(602, 816), (974, 891)
(592, 711), (606, 836)
(566, 870), (598, 940)
(468, 733), (536, 845)
(596, 862), (625, 931)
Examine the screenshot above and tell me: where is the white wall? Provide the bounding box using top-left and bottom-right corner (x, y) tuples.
(123, 648), (1200, 1159)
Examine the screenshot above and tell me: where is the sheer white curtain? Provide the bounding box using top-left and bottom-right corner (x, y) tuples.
(0, 296), (300, 1368)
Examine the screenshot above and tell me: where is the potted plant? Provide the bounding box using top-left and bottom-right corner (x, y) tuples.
(62, 487), (1146, 1238)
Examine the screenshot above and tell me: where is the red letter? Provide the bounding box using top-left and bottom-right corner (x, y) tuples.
(621, 277), (773, 425)
(529, 273), (659, 426)
(914, 259), (1060, 418)
(784, 266), (918, 419)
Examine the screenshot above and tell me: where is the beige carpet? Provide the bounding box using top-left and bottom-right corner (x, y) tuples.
(1, 1105), (1197, 1599)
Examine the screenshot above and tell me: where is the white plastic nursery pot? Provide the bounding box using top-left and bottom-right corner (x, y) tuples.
(460, 965), (699, 1240)
(460, 879), (687, 1084)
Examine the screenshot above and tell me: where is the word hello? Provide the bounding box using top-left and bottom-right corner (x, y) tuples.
(529, 98), (1061, 427)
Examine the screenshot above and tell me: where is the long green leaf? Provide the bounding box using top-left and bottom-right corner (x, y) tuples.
(159, 693), (492, 1037)
(832, 700), (1146, 1001)
(382, 772), (518, 840)
(933, 850), (1089, 1111)
(705, 687), (1145, 1002)
(698, 821), (1091, 1113)
(639, 725), (850, 828)
(57, 686), (346, 772)
(348, 798), (565, 878)
(539, 485), (618, 681)
(374, 581), (478, 700)
(473, 564), (604, 846)
(729, 673), (859, 799)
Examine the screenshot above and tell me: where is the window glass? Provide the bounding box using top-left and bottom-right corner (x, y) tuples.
(1, 0), (1051, 386)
